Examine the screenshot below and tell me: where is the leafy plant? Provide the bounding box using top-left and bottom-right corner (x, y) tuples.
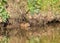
(0, 0), (9, 22)
(27, 0), (60, 15)
(27, 0), (40, 15)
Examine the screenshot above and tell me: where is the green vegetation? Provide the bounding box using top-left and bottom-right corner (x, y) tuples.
(26, 36), (40, 43)
(26, 32), (60, 43)
(0, 0), (9, 22)
(27, 0), (60, 15)
(0, 36), (9, 43)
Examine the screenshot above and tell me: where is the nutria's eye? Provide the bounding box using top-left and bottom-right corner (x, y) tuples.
(5, 5), (8, 8)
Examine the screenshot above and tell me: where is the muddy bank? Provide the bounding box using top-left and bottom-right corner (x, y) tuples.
(5, 0), (60, 27)
(0, 0), (60, 36)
